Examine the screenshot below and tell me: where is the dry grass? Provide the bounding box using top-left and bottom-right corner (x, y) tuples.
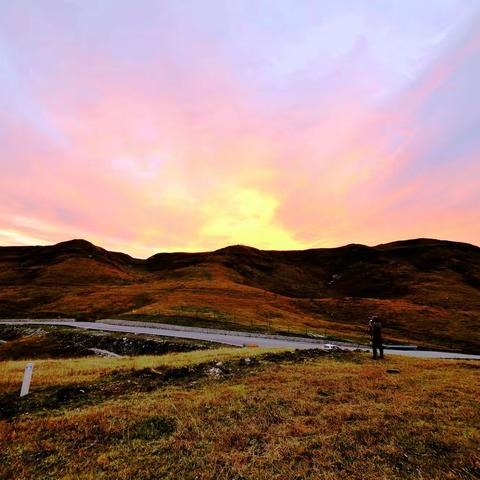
(1, 349), (479, 480)
(5, 279), (479, 351)
(0, 346), (278, 394)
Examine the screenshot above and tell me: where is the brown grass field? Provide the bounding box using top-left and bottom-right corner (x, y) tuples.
(1, 347), (479, 480)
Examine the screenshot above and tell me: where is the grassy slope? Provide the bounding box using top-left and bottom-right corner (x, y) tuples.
(1, 238), (479, 352)
(0, 349), (479, 480)
(0, 347), (272, 393)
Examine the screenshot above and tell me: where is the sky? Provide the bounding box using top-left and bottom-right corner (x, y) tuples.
(1, 0), (479, 257)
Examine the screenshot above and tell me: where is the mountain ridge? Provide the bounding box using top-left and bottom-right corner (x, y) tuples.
(3, 236), (478, 259)
(1, 237), (479, 352)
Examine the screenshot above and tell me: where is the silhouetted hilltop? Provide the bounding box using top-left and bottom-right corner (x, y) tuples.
(0, 238), (141, 285)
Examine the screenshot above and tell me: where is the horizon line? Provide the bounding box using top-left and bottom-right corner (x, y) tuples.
(1, 236), (478, 260)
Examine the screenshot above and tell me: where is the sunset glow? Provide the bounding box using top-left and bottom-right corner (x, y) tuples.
(1, 1), (479, 257)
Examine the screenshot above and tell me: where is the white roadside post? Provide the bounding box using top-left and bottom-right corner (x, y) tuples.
(20, 363), (33, 397)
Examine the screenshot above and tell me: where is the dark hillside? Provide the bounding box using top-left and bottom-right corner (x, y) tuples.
(0, 239), (142, 285)
(0, 238), (479, 351)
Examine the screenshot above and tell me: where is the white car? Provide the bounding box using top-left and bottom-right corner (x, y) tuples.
(323, 343), (339, 350)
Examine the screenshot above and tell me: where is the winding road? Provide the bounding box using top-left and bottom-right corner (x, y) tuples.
(0, 319), (479, 360)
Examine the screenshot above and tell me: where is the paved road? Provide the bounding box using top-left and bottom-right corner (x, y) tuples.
(1, 320), (479, 360)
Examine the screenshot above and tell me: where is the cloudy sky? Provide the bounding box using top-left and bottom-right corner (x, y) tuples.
(1, 0), (479, 257)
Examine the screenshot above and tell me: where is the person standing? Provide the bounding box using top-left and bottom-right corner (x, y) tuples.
(367, 316), (384, 360)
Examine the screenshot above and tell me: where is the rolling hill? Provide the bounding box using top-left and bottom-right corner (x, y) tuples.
(1, 238), (479, 352)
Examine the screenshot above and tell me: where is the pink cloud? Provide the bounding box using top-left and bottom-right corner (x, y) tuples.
(0, 2), (479, 256)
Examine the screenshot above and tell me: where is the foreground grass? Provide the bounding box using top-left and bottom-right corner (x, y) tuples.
(1, 349), (479, 480)
(0, 347), (275, 394)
